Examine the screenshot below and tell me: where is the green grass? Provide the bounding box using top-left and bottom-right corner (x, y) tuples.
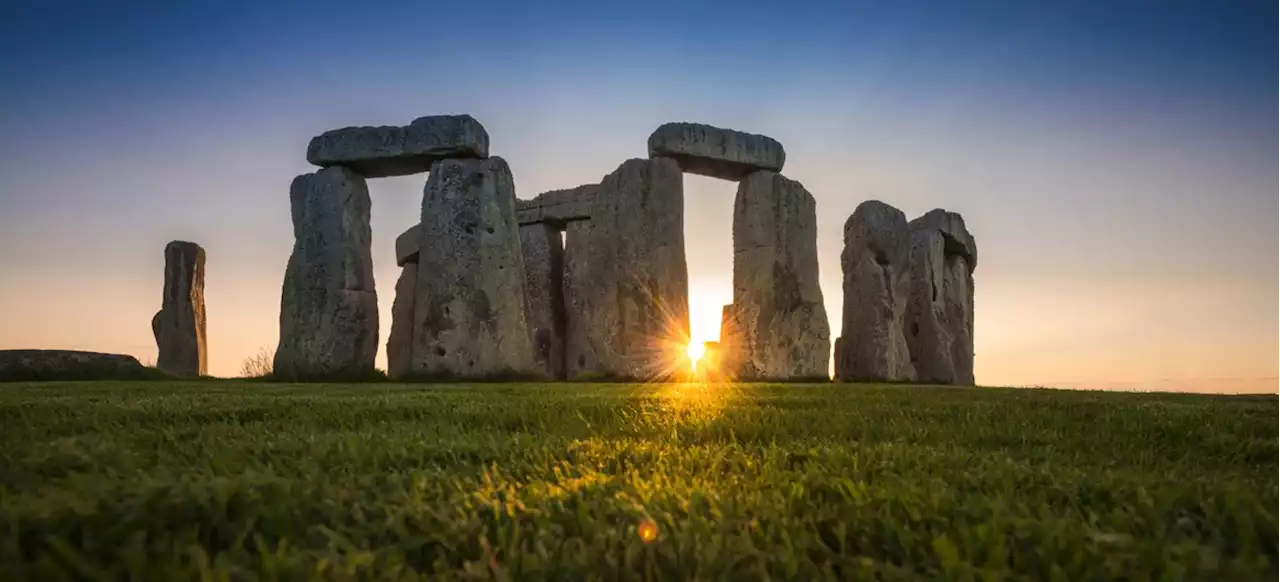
(0, 382), (1274, 581)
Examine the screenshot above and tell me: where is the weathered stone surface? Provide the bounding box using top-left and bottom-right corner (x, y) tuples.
(0, 350), (151, 381)
(718, 304), (745, 377)
(905, 209), (976, 385)
(520, 223), (566, 379)
(395, 224), (421, 266)
(563, 158), (689, 379)
(832, 336), (844, 379)
(274, 166), (379, 379)
(731, 171), (830, 379)
(410, 157), (535, 377)
(838, 200), (916, 382)
(151, 240), (206, 378)
(648, 122), (785, 181)
(386, 262), (418, 378)
(306, 114), (489, 178)
(516, 184), (596, 226)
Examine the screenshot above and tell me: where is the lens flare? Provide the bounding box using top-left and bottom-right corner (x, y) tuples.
(687, 342), (706, 370)
(638, 519), (659, 543)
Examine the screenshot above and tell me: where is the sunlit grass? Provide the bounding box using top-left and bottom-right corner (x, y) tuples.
(0, 381), (1274, 580)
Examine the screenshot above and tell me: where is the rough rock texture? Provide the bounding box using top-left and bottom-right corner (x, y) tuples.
(151, 240), (207, 378)
(520, 223), (566, 379)
(306, 114), (489, 178)
(0, 350), (151, 382)
(386, 262), (418, 378)
(718, 304), (745, 378)
(274, 166), (379, 379)
(647, 122), (785, 181)
(410, 157), (535, 378)
(731, 171), (830, 379)
(394, 224), (420, 266)
(563, 158), (689, 380)
(516, 184), (596, 226)
(838, 201), (916, 382)
(905, 209), (977, 385)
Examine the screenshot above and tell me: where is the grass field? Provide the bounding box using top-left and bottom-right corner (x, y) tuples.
(0, 381), (1275, 580)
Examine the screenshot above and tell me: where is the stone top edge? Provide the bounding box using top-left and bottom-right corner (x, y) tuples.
(648, 121), (783, 146)
(312, 114), (486, 137)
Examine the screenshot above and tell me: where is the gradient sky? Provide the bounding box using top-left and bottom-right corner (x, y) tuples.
(1, 0), (1274, 392)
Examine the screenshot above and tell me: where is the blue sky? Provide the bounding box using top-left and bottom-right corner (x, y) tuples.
(1, 0), (1274, 390)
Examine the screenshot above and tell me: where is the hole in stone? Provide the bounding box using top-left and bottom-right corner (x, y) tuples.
(577, 355), (586, 368)
(468, 359), (474, 368)
(873, 249), (889, 266)
(434, 347), (446, 357)
(485, 226), (494, 234)
(911, 323), (919, 337)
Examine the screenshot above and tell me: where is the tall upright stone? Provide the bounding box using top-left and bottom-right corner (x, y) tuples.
(718, 304), (744, 378)
(563, 158), (689, 380)
(274, 166), (378, 379)
(151, 241), (207, 377)
(838, 201), (915, 382)
(411, 157), (535, 377)
(520, 223), (567, 379)
(386, 262), (418, 378)
(731, 170), (830, 379)
(905, 209), (977, 385)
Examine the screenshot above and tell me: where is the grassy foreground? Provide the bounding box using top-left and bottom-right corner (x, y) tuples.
(0, 382), (1274, 581)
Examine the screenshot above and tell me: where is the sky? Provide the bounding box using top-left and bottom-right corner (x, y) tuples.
(0, 0), (1274, 393)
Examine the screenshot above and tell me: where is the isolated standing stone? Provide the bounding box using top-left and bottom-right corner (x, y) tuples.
(520, 223), (567, 379)
(838, 200), (916, 382)
(386, 262), (418, 378)
(563, 158), (689, 379)
(731, 170), (830, 379)
(306, 114), (490, 178)
(905, 209), (977, 385)
(411, 157), (535, 378)
(648, 122), (786, 181)
(151, 241), (206, 377)
(274, 166), (379, 379)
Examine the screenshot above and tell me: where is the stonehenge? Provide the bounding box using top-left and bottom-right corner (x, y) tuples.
(730, 171), (830, 379)
(648, 122), (785, 181)
(905, 210), (977, 385)
(837, 201), (915, 382)
(520, 223), (567, 379)
(274, 166), (379, 379)
(411, 157), (534, 377)
(836, 203), (978, 385)
(306, 115), (489, 178)
(276, 113), (977, 384)
(152, 240), (207, 377)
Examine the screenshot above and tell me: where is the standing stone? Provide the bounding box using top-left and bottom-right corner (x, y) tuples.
(731, 170), (830, 379)
(151, 241), (206, 377)
(648, 122), (786, 181)
(306, 115), (490, 178)
(520, 223), (566, 379)
(386, 262), (418, 378)
(838, 201), (916, 382)
(563, 158), (689, 380)
(274, 166), (378, 379)
(905, 209), (977, 385)
(411, 157), (535, 378)
(718, 304), (744, 378)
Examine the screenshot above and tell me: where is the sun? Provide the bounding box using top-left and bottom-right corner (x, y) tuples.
(686, 341), (706, 370)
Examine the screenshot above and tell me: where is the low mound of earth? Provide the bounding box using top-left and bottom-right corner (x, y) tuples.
(0, 349), (168, 382)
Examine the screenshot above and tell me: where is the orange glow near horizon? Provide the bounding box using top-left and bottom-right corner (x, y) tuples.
(686, 341), (705, 371)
